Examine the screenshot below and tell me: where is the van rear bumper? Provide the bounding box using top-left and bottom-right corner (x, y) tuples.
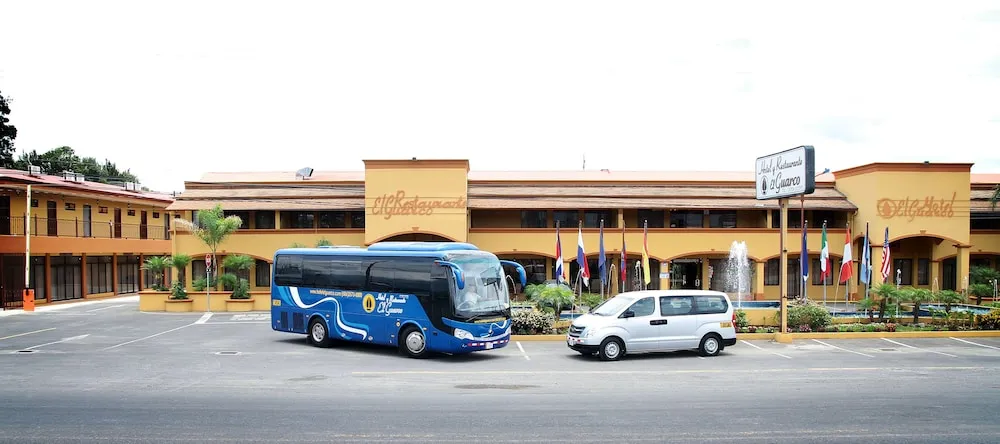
(723, 338), (737, 347)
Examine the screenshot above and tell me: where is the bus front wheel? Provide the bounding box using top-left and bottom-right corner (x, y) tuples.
(398, 325), (428, 358)
(308, 317), (333, 348)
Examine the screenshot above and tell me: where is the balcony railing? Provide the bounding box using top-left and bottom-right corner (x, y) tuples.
(0, 216), (169, 240)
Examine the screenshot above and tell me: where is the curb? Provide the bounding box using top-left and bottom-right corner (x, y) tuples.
(0, 295), (139, 317)
(511, 331), (1000, 342)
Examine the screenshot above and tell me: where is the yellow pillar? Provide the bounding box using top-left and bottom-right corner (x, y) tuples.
(871, 245), (885, 286)
(659, 260), (670, 291)
(701, 259), (710, 290)
(931, 260), (942, 292)
(754, 260), (765, 300)
(957, 246), (970, 292)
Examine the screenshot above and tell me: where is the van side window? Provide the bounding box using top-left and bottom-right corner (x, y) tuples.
(627, 297), (655, 317)
(694, 296), (728, 314)
(659, 296), (693, 316)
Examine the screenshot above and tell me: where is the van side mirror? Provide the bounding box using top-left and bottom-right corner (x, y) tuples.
(621, 310), (635, 319)
(434, 260), (465, 290)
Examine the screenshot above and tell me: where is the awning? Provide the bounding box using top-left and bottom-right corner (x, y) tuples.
(166, 198), (365, 211)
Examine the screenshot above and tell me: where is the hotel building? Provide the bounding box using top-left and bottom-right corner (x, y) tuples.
(0, 168), (174, 309)
(162, 159), (1000, 303)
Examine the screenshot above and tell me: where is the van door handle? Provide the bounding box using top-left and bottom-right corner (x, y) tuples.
(650, 319), (668, 325)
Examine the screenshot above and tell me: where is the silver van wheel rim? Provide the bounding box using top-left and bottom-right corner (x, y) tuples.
(406, 331), (425, 354)
(311, 323), (325, 342)
(705, 338), (718, 354)
(605, 342), (620, 358)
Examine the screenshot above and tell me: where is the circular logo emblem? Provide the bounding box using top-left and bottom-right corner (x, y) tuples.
(362, 294), (376, 313)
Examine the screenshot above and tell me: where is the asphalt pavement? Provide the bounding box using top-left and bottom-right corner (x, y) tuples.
(2, 298), (1000, 443)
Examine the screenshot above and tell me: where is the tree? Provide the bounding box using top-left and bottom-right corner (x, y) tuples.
(141, 256), (171, 291)
(871, 282), (898, 321)
(0, 90), (16, 168)
(173, 205), (242, 289)
(11, 146), (140, 184)
(936, 290), (966, 314)
(899, 287), (933, 324)
(969, 266), (1000, 305)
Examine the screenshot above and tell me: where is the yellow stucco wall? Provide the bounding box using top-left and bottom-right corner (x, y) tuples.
(363, 160), (469, 244)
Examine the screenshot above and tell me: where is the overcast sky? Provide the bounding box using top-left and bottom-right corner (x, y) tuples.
(2, 0), (999, 192)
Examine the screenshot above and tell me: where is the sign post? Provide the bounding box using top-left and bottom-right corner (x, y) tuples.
(205, 254), (212, 313)
(755, 145), (816, 342)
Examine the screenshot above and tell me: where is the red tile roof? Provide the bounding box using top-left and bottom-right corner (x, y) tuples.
(0, 168), (174, 204)
(192, 170), (838, 184)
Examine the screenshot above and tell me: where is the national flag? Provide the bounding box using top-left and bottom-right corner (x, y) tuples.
(620, 221), (627, 284)
(880, 226), (891, 282)
(577, 223), (590, 287)
(801, 220), (808, 283)
(820, 221), (831, 281)
(641, 220), (651, 285)
(598, 220), (607, 286)
(839, 223), (853, 283)
(859, 222), (871, 284)
(555, 222), (565, 283)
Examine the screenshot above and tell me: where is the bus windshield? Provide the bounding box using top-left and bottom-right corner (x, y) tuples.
(450, 255), (510, 319)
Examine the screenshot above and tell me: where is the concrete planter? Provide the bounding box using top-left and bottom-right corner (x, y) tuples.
(226, 298), (255, 312)
(164, 299), (193, 312)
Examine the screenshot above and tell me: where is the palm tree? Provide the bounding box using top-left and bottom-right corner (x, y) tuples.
(936, 290), (966, 314)
(871, 282), (897, 321)
(141, 256), (171, 291)
(169, 254), (192, 290)
(173, 204), (242, 286)
(220, 254), (254, 299)
(900, 287), (933, 324)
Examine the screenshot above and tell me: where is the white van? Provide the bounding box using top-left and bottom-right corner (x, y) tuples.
(566, 290), (737, 361)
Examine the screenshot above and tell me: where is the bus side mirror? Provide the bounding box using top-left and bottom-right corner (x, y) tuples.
(499, 260), (527, 287)
(434, 260), (465, 290)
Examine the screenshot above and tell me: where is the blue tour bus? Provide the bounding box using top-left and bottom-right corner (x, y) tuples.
(270, 241), (527, 358)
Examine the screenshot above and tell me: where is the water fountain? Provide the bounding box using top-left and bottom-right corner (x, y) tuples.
(725, 241), (751, 309)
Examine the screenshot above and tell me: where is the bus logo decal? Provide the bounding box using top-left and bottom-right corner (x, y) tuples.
(287, 287), (370, 340)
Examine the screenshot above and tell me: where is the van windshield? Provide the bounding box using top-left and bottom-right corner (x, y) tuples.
(591, 296), (634, 316)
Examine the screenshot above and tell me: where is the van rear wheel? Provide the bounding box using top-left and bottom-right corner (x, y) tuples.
(699, 334), (722, 357)
(598, 337), (624, 361)
(308, 318), (332, 348)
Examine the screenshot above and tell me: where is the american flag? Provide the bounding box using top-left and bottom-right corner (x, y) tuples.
(880, 227), (891, 282)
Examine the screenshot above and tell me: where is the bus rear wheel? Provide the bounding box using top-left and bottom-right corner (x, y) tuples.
(398, 325), (428, 358)
(308, 317), (332, 348)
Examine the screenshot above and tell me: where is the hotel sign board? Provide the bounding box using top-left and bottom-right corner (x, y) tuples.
(755, 145), (816, 200)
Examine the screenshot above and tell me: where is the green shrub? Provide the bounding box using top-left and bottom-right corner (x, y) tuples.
(975, 309), (1000, 330)
(535, 285), (575, 318)
(580, 293), (603, 310)
(779, 300), (832, 330)
(512, 310), (555, 334)
(735, 310), (749, 330)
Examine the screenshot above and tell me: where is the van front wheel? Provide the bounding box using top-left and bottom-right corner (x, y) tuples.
(598, 337), (624, 361)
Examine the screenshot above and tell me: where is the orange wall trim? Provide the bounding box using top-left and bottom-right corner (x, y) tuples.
(0, 236), (171, 255)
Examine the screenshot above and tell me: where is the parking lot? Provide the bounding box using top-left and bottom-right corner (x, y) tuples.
(2, 297), (1000, 443)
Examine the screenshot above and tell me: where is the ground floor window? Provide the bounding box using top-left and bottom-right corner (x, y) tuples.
(118, 255), (140, 294)
(50, 256), (82, 301)
(255, 259), (271, 287)
(88, 256), (113, 294)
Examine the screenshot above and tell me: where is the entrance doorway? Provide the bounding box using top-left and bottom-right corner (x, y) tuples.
(47, 201), (57, 236)
(114, 208), (122, 238)
(83, 205), (92, 237)
(0, 196), (9, 235)
(670, 259), (702, 289)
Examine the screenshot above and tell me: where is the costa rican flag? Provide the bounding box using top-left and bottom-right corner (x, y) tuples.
(880, 227), (891, 282)
(555, 223), (565, 283)
(577, 224), (590, 287)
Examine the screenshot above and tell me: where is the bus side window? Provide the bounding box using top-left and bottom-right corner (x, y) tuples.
(367, 261), (395, 293)
(274, 255), (303, 286)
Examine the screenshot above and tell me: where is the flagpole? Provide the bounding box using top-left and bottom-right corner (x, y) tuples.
(599, 219), (605, 300)
(822, 220), (827, 307)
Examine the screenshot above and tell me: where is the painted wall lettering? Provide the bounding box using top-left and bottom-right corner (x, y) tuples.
(371, 190), (466, 220)
(876, 192), (957, 221)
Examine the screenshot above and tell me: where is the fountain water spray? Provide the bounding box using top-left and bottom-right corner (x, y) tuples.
(726, 241), (751, 309)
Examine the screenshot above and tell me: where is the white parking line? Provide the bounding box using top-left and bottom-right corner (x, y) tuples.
(100, 324), (194, 351)
(740, 339), (793, 359)
(0, 328), (56, 341)
(195, 313), (213, 324)
(881, 338), (958, 357)
(950, 337), (1000, 351)
(85, 304), (126, 313)
(516, 341), (530, 360)
(811, 339), (875, 358)
(23, 334), (89, 350)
